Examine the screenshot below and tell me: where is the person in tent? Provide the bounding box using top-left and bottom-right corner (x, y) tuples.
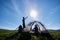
(18, 25), (23, 33)
(34, 24), (38, 33)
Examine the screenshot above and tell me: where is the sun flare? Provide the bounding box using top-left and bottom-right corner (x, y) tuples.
(30, 9), (38, 19)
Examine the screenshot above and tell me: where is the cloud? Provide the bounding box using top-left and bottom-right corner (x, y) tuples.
(49, 5), (60, 14)
(11, 0), (21, 17)
(46, 22), (60, 30)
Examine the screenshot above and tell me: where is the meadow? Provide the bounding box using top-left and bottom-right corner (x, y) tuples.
(0, 29), (60, 40)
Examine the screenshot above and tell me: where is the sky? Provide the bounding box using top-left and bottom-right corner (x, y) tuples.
(0, 0), (60, 30)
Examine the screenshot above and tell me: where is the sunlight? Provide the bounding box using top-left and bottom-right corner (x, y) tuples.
(29, 9), (38, 20)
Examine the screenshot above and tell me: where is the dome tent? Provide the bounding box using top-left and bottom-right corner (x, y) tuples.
(27, 21), (47, 33)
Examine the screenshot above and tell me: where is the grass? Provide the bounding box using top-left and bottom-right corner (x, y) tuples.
(0, 29), (60, 40)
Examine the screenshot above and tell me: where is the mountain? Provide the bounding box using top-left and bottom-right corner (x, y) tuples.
(48, 29), (60, 32)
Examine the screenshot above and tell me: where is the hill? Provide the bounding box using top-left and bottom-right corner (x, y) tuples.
(48, 29), (60, 32)
(0, 29), (60, 40)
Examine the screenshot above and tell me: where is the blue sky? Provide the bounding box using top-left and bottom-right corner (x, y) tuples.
(0, 0), (60, 30)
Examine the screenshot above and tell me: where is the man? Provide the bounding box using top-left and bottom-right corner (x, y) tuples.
(34, 24), (38, 33)
(18, 25), (23, 33)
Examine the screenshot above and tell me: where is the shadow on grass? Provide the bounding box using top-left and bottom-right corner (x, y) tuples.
(5, 32), (31, 40)
(34, 32), (55, 40)
(5, 32), (55, 40)
(5, 32), (19, 40)
(18, 32), (31, 40)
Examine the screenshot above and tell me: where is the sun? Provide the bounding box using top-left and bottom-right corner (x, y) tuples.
(30, 9), (38, 19)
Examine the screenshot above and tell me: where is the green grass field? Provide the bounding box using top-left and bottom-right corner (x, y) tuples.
(0, 29), (60, 40)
